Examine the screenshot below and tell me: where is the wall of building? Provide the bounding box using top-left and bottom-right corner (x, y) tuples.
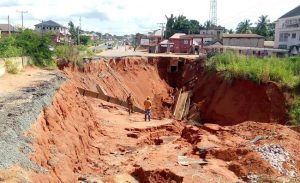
(0, 57), (31, 77)
(171, 39), (191, 53)
(274, 15), (300, 50)
(223, 38), (264, 48)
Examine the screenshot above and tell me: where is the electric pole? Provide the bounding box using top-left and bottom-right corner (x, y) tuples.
(16, 10), (28, 29)
(8, 15), (11, 35)
(78, 16), (81, 45)
(157, 23), (165, 40)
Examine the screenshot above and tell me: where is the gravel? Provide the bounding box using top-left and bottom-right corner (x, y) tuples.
(256, 144), (297, 177)
(0, 73), (66, 171)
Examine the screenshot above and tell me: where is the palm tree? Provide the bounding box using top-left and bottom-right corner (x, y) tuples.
(165, 14), (175, 38)
(255, 15), (270, 37)
(236, 19), (252, 33)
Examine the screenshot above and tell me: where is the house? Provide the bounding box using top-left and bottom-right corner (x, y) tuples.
(0, 24), (18, 36)
(274, 5), (300, 55)
(199, 26), (224, 42)
(222, 34), (265, 48)
(169, 33), (191, 53)
(34, 20), (70, 43)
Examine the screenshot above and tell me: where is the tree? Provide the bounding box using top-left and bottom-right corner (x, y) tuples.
(267, 22), (275, 40)
(173, 15), (190, 34)
(255, 15), (270, 37)
(165, 14), (175, 38)
(16, 29), (53, 66)
(68, 21), (80, 44)
(236, 19), (252, 33)
(189, 20), (201, 34)
(204, 20), (216, 30)
(80, 35), (91, 45)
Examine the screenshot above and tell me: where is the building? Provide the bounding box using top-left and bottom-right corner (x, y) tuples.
(199, 26), (224, 42)
(169, 33), (191, 53)
(0, 24), (18, 36)
(34, 20), (70, 43)
(274, 5), (300, 55)
(222, 34), (265, 48)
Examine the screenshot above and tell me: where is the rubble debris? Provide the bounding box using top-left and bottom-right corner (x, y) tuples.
(257, 144), (297, 177)
(250, 135), (265, 144)
(177, 155), (208, 166)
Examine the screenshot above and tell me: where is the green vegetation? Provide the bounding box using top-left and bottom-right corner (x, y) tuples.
(0, 36), (22, 57)
(207, 51), (300, 88)
(236, 15), (275, 40)
(0, 29), (54, 67)
(16, 29), (54, 67)
(289, 97), (300, 126)
(4, 60), (19, 74)
(207, 51), (300, 125)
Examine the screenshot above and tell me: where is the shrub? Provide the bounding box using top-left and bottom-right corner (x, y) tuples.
(0, 36), (22, 57)
(15, 29), (54, 67)
(207, 51), (300, 88)
(289, 97), (300, 126)
(4, 60), (19, 74)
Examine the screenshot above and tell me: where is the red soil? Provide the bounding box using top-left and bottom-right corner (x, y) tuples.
(26, 57), (300, 182)
(186, 66), (287, 125)
(28, 81), (103, 182)
(65, 57), (174, 119)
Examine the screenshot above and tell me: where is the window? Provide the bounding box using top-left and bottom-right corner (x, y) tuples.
(278, 45), (287, 49)
(279, 33), (289, 42)
(50, 27), (52, 30)
(292, 33), (296, 39)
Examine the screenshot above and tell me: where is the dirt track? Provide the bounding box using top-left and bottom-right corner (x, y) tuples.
(1, 56), (300, 182)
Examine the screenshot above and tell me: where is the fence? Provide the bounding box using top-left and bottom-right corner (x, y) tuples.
(0, 57), (31, 77)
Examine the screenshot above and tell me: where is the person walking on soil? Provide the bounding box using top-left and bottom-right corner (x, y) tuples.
(127, 93), (134, 115)
(144, 96), (152, 121)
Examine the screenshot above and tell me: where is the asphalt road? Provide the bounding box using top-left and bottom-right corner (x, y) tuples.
(97, 46), (146, 57)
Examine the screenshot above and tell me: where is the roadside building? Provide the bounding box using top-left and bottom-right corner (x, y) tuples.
(222, 34), (265, 48)
(148, 29), (164, 53)
(274, 5), (300, 55)
(34, 20), (70, 43)
(0, 24), (18, 36)
(199, 26), (224, 42)
(169, 33), (190, 53)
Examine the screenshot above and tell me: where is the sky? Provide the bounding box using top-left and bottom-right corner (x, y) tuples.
(0, 0), (299, 35)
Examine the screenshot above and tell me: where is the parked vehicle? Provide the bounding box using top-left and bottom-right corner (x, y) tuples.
(107, 43), (113, 49)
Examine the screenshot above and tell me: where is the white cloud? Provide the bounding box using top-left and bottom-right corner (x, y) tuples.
(0, 0), (299, 35)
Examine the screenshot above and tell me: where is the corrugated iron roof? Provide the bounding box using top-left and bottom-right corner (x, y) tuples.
(0, 24), (17, 32)
(170, 33), (186, 39)
(222, 34), (264, 38)
(280, 5), (300, 19)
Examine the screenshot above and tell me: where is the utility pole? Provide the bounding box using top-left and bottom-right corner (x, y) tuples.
(8, 15), (11, 35)
(77, 16), (81, 45)
(16, 10), (28, 29)
(157, 23), (165, 40)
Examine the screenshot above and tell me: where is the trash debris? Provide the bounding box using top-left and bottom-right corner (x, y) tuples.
(177, 155), (208, 166)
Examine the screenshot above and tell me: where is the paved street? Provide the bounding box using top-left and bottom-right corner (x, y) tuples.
(97, 45), (199, 58)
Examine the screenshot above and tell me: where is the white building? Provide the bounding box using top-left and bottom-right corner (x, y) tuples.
(34, 20), (70, 43)
(274, 5), (300, 55)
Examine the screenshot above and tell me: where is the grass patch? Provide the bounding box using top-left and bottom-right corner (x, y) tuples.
(207, 51), (300, 88)
(289, 96), (300, 126)
(4, 60), (19, 74)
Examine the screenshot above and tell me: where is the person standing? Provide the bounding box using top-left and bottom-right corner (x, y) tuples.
(144, 96), (152, 121)
(127, 93), (134, 115)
